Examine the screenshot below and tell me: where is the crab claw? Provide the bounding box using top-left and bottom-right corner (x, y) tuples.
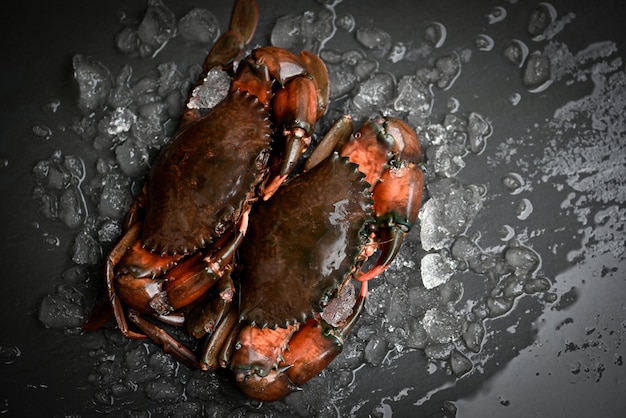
(233, 294), (365, 402)
(231, 325), (298, 400)
(341, 117), (424, 284)
(202, 0), (259, 71)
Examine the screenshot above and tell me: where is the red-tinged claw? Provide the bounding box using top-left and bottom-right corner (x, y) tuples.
(299, 50), (330, 118)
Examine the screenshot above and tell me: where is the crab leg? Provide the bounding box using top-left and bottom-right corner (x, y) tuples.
(127, 309), (201, 369)
(357, 162), (425, 287)
(105, 222), (147, 339)
(200, 307), (241, 371)
(257, 48), (330, 199)
(304, 114), (353, 172)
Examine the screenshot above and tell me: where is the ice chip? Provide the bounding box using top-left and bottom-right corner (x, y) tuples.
(487, 296), (514, 317)
(39, 293), (85, 328)
(419, 179), (485, 250)
(71, 230), (102, 265)
(450, 349), (473, 377)
(393, 75), (433, 117)
(157, 62), (183, 96)
(115, 140), (149, 178)
(364, 335), (388, 366)
(115, 26), (140, 54)
(59, 187), (85, 229)
(504, 244), (540, 273)
(72, 55), (113, 112)
(422, 308), (466, 343)
(522, 53), (553, 92)
(320, 282), (356, 327)
(137, 0), (177, 54)
(109, 65), (134, 108)
(105, 107), (137, 135)
(421, 253), (456, 289)
(524, 277), (551, 294)
(98, 219), (122, 243)
(98, 172), (133, 219)
(355, 27), (392, 57)
(527, 3), (557, 40)
(346, 72), (395, 120)
(434, 53), (461, 90)
(462, 321), (485, 353)
(187, 68), (230, 110)
(178, 8), (219, 43)
(271, 10), (334, 53)
(424, 342), (455, 360)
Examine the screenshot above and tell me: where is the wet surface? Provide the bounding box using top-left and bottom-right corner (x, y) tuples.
(1, 0), (625, 416)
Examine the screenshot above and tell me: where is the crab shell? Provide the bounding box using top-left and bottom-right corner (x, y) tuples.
(236, 152), (373, 329)
(142, 90), (272, 256)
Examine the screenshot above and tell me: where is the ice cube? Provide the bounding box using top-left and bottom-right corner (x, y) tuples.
(137, 0), (177, 54)
(72, 55), (113, 112)
(71, 230), (102, 265)
(178, 8), (220, 43)
(421, 253), (456, 289)
(39, 292), (85, 328)
(522, 53), (553, 92)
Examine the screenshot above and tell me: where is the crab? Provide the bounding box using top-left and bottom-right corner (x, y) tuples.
(129, 115), (425, 401)
(89, 0), (330, 339)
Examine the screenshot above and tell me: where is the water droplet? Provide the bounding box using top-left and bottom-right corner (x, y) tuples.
(486, 6), (507, 24)
(502, 39), (528, 68)
(516, 198), (534, 220)
(42, 232), (61, 250)
(509, 93), (521, 106)
(475, 34), (494, 51)
(0, 344), (21, 365)
(336, 13), (355, 32)
(527, 2), (557, 41)
(502, 172), (525, 194)
(447, 97), (460, 113)
(498, 224), (515, 241)
(43, 99), (61, 114)
(423, 22), (446, 48)
(32, 124), (52, 139)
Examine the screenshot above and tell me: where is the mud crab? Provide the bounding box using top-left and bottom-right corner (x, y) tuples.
(130, 115), (424, 401)
(92, 0), (330, 339)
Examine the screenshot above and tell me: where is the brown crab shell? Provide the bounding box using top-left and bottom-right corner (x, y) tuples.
(236, 152), (374, 329)
(142, 90), (272, 255)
